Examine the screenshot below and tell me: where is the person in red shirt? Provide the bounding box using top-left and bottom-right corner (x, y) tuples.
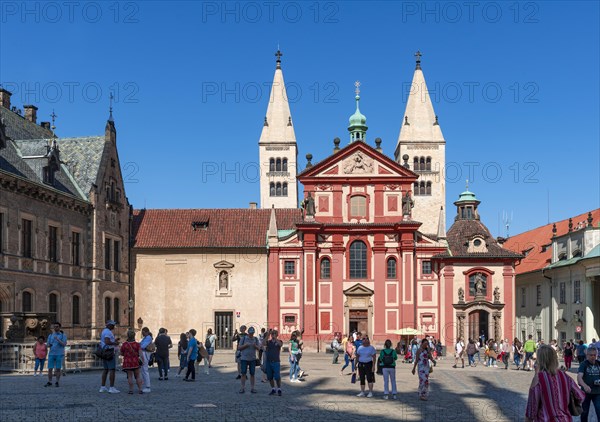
(120, 329), (144, 394)
(33, 336), (48, 376)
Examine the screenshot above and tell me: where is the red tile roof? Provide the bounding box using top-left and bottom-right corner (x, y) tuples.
(132, 208), (303, 249)
(503, 209), (600, 275)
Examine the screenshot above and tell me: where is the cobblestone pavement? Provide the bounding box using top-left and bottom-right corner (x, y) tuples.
(0, 352), (597, 422)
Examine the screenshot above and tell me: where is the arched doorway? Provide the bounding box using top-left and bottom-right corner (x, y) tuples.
(468, 310), (489, 343)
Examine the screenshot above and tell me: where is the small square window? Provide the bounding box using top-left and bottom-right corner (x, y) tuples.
(422, 261), (432, 275)
(284, 260), (295, 275)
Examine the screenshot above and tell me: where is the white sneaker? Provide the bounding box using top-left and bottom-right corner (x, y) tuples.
(392, 395), (398, 400)
(367, 392), (373, 398)
(205, 371), (209, 375)
(99, 386), (108, 393)
(108, 387), (120, 394)
(357, 391), (365, 397)
(142, 388), (151, 393)
(383, 395), (388, 400)
(33, 373), (37, 377)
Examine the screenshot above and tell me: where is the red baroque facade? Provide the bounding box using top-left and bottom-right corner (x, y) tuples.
(267, 141), (449, 348)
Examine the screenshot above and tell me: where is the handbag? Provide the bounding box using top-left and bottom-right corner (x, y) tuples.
(145, 342), (156, 353)
(568, 390), (583, 416)
(376, 356), (383, 375)
(199, 345), (209, 359)
(351, 372), (356, 384)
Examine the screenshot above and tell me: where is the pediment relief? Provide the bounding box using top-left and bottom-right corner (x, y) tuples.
(343, 151), (374, 174)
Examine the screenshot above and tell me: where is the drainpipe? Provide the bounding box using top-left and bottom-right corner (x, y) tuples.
(413, 232), (418, 329)
(542, 268), (552, 342)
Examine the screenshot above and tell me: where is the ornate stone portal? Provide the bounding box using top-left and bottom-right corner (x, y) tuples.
(343, 284), (374, 336)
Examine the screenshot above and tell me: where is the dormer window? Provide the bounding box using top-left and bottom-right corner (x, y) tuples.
(468, 236), (488, 253)
(43, 166), (55, 185)
(192, 221), (209, 230)
(572, 249), (582, 258)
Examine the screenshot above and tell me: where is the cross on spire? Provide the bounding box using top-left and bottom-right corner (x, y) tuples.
(108, 92), (114, 122)
(275, 49), (282, 68)
(354, 80), (361, 96)
(50, 109), (57, 138)
(466, 179), (469, 190)
(415, 50), (422, 69)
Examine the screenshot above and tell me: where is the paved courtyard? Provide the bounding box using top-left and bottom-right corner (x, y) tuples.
(0, 352), (597, 422)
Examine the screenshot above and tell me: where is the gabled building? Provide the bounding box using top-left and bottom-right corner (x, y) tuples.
(0, 88), (131, 341)
(504, 210), (600, 344)
(432, 189), (522, 345)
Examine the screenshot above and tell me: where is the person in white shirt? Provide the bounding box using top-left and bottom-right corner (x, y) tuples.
(453, 337), (465, 368)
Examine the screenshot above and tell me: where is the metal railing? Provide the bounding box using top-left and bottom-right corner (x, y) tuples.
(0, 341), (117, 373)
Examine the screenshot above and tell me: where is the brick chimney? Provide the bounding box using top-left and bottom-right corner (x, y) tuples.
(0, 88), (11, 109)
(249, 202), (257, 209)
(24, 105), (38, 123)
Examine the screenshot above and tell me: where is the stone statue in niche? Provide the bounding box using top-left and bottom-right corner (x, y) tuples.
(303, 192), (316, 217)
(402, 191), (414, 216)
(493, 286), (500, 303)
(474, 272), (486, 295)
(458, 287), (465, 303)
(219, 271), (228, 291)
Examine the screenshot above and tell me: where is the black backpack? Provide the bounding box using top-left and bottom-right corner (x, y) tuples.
(382, 349), (394, 366)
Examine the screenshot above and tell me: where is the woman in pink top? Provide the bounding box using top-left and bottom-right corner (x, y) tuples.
(525, 345), (585, 421)
(33, 336), (48, 376)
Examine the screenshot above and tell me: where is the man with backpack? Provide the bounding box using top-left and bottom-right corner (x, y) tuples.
(577, 346), (600, 422)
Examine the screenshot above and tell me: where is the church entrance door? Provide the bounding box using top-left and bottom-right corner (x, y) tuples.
(214, 311), (233, 349)
(349, 309), (368, 336)
(468, 310), (489, 343)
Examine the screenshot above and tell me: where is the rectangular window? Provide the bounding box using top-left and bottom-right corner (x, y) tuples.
(113, 240), (120, 271)
(284, 315), (296, 324)
(350, 196), (366, 217)
(537, 330), (542, 342)
(560, 331), (566, 345)
(521, 330), (526, 341)
(574, 280), (581, 303)
(48, 226), (58, 262)
(22, 218), (32, 258)
(49, 293), (58, 314)
(536, 285), (542, 306)
(71, 232), (80, 266)
(559, 282), (566, 304)
(284, 260), (295, 275)
(113, 298), (120, 324)
(104, 238), (111, 270)
(72, 295), (80, 325)
(422, 261), (432, 275)
(104, 297), (111, 322)
(521, 288), (526, 308)
(575, 332), (581, 341)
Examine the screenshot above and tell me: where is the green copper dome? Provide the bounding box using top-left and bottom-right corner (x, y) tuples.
(348, 95), (367, 127)
(455, 189), (480, 204)
(348, 94), (368, 142)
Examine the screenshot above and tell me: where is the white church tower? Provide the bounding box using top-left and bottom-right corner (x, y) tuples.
(259, 50), (298, 209)
(395, 51), (446, 236)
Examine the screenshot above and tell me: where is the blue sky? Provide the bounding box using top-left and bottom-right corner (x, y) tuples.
(1, 1), (598, 237)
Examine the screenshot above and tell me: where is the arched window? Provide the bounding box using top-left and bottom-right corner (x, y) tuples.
(276, 183), (282, 196)
(282, 158), (288, 172)
(426, 181), (432, 195)
(419, 181), (426, 195)
(270, 182), (275, 197)
(350, 196), (366, 217)
(413, 182), (420, 196)
(419, 157), (425, 171)
(387, 257), (397, 279)
(269, 158), (275, 172)
(276, 158), (282, 172)
(349, 240), (367, 279)
(320, 257), (331, 279)
(104, 297), (111, 323)
(49, 293), (58, 314)
(72, 295), (81, 325)
(113, 298), (120, 324)
(22, 291), (33, 312)
(282, 183), (288, 196)
(426, 157), (431, 171)
(413, 157), (419, 171)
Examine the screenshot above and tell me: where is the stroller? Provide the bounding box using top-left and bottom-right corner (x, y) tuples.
(403, 350), (413, 363)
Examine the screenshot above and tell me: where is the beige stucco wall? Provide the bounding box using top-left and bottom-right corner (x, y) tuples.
(132, 249), (268, 337)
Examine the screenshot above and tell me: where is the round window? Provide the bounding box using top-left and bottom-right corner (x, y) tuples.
(473, 239), (482, 247)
